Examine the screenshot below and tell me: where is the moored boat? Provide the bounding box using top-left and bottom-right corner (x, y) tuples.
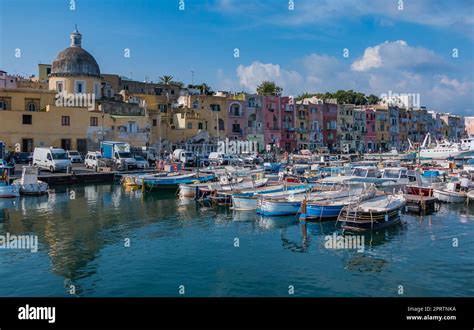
(467, 190), (474, 202)
(338, 194), (406, 231)
(433, 182), (467, 203)
(256, 187), (352, 216)
(231, 183), (310, 211)
(0, 166), (20, 198)
(305, 187), (376, 221)
(12, 165), (48, 195)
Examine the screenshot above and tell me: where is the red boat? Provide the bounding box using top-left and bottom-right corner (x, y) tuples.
(406, 185), (433, 197)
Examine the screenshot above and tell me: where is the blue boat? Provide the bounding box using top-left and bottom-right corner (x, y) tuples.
(305, 188), (375, 221)
(144, 173), (215, 188)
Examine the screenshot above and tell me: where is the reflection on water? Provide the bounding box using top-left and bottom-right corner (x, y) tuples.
(0, 183), (473, 297)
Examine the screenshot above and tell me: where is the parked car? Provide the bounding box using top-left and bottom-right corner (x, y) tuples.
(67, 150), (82, 163)
(14, 152), (32, 164)
(84, 152), (102, 171)
(133, 156), (149, 169)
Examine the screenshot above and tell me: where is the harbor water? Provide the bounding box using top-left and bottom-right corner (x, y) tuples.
(0, 183), (473, 297)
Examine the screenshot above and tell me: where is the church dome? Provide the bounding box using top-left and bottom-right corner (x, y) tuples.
(50, 27), (101, 78)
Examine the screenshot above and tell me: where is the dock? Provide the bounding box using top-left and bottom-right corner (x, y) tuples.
(404, 194), (438, 214)
(22, 169), (161, 186)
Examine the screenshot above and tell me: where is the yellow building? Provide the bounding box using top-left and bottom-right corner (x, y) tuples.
(0, 28), (151, 153)
(161, 94), (228, 144)
(375, 106), (389, 151)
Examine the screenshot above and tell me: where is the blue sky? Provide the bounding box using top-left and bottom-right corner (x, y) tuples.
(0, 0), (473, 115)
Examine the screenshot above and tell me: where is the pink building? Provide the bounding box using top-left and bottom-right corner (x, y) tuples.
(279, 96), (296, 152)
(365, 108), (377, 151)
(262, 96), (281, 149)
(227, 99), (247, 141)
(322, 103), (338, 151)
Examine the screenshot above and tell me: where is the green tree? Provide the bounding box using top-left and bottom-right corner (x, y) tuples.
(367, 94), (380, 104)
(159, 75), (174, 85)
(256, 81), (283, 96)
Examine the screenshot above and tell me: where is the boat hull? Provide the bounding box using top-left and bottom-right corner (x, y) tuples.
(340, 208), (402, 231)
(0, 186), (20, 198)
(13, 181), (48, 195)
(433, 189), (466, 203)
(406, 185), (433, 197)
(306, 204), (343, 220)
(256, 199), (301, 216)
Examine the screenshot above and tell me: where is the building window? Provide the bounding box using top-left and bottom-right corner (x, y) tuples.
(192, 100), (199, 109)
(127, 121), (138, 133)
(232, 124), (241, 133)
(22, 114), (32, 125)
(75, 80), (86, 93)
(198, 122), (203, 130)
(0, 101), (7, 110)
(61, 116), (70, 126)
(93, 82), (101, 99)
(27, 102), (37, 112)
(90, 117), (98, 126)
(210, 104), (220, 112)
(187, 123), (193, 129)
(56, 81), (64, 93)
(152, 119), (157, 126)
(155, 88), (162, 95)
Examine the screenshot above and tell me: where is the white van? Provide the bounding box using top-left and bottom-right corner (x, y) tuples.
(33, 147), (72, 173)
(208, 152), (230, 165)
(84, 152), (103, 170)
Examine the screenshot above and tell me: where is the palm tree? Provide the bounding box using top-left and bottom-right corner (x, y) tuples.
(159, 75), (174, 85)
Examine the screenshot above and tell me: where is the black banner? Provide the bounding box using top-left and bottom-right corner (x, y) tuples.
(0, 297), (472, 329)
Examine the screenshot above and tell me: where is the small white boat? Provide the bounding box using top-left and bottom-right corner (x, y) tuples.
(232, 184), (309, 211)
(13, 165), (48, 195)
(467, 190), (474, 202)
(433, 182), (467, 203)
(0, 166), (20, 198)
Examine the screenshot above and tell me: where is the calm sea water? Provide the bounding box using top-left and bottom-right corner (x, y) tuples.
(0, 183), (473, 297)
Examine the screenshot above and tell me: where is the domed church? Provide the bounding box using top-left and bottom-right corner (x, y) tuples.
(49, 26), (102, 98)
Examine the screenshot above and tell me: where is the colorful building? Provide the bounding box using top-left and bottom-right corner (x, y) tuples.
(365, 108), (376, 151)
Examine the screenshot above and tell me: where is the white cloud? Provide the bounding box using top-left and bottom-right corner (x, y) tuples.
(236, 61), (303, 93)
(352, 40), (444, 72)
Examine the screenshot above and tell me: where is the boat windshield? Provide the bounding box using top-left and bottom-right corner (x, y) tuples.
(352, 168), (367, 177)
(68, 151), (79, 156)
(52, 152), (68, 160)
(383, 170), (400, 179)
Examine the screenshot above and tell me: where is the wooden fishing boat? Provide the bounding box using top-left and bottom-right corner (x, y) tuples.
(231, 184), (310, 211)
(305, 187), (376, 221)
(338, 194), (406, 231)
(433, 182), (466, 203)
(256, 187), (351, 216)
